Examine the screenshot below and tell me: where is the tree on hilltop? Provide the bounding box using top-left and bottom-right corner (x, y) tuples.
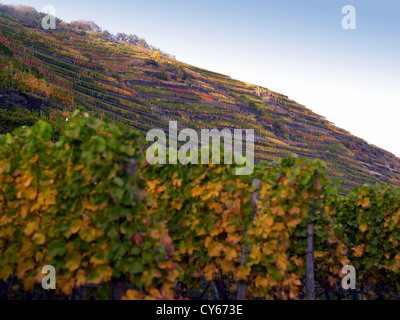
(70, 20), (101, 33)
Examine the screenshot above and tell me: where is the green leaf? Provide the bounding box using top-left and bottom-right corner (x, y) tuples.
(127, 260), (144, 274)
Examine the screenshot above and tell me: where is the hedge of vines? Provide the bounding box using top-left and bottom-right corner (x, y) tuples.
(0, 114), (400, 300)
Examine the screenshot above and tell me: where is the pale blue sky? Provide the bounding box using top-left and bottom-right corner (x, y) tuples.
(4, 0), (400, 156)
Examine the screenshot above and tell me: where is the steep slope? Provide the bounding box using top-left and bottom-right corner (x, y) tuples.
(0, 5), (399, 190)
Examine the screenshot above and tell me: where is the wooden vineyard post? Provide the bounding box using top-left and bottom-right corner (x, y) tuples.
(237, 179), (261, 300)
(306, 217), (315, 300)
(112, 278), (125, 300)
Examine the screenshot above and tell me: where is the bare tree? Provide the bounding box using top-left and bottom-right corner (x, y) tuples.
(138, 38), (149, 48)
(116, 32), (128, 42)
(128, 34), (139, 45)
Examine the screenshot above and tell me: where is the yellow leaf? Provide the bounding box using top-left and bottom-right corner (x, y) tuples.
(46, 194), (57, 206)
(123, 289), (146, 300)
(59, 276), (75, 296)
(235, 265), (250, 280)
(37, 193), (45, 205)
(208, 201), (223, 213)
(20, 206), (28, 219)
(66, 241), (75, 255)
(225, 247), (237, 261)
(146, 180), (159, 192)
(361, 197), (370, 209)
(275, 253), (288, 271)
(79, 227), (102, 242)
(30, 203), (41, 212)
(148, 289), (163, 300)
(142, 268), (162, 286)
(24, 221), (39, 236)
(172, 201), (182, 210)
(0, 265), (13, 281)
(226, 233), (242, 245)
(23, 176), (33, 188)
(255, 275), (269, 288)
(172, 178), (182, 187)
(218, 259), (235, 273)
(70, 220), (83, 234)
(289, 207), (300, 215)
(203, 264), (218, 281)
(29, 154), (40, 163)
(249, 245), (262, 262)
(359, 224), (368, 233)
(167, 269), (179, 283)
(290, 256), (304, 267)
(352, 245), (365, 258)
(101, 266), (113, 283)
(74, 164), (84, 171)
(66, 253), (82, 272)
(90, 254), (106, 266)
(17, 259), (35, 279)
(271, 206), (285, 216)
(208, 242), (224, 257)
(286, 218), (301, 228)
(35, 251), (44, 263)
(209, 225), (223, 237)
(24, 187), (37, 200)
(191, 185), (203, 197)
(273, 223), (285, 231)
(33, 232), (45, 245)
(261, 215), (274, 226)
(76, 269), (86, 287)
(88, 266), (112, 285)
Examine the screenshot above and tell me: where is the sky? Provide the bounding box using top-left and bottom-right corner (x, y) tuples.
(4, 0), (400, 156)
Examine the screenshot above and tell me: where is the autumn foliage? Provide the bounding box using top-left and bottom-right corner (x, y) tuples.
(0, 115), (399, 300)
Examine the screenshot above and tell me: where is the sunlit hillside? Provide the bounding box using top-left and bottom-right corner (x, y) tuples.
(0, 4), (399, 191)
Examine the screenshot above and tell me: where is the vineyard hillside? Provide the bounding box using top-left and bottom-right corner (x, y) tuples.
(0, 4), (399, 191)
